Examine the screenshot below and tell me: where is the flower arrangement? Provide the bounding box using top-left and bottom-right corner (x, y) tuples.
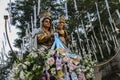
(8, 48), (96, 80)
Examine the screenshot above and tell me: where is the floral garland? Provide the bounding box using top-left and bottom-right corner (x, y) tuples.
(8, 47), (96, 80)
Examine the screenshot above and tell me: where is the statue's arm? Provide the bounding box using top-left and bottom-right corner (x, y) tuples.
(37, 32), (51, 43)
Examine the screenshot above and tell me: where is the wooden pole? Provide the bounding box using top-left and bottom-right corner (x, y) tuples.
(4, 15), (14, 53)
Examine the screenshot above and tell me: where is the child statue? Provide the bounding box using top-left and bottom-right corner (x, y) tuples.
(55, 16), (69, 47)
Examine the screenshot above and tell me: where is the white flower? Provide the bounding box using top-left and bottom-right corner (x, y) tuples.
(90, 68), (94, 72)
(83, 69), (87, 72)
(32, 64), (37, 71)
(50, 68), (56, 75)
(16, 63), (22, 69)
(22, 64), (27, 69)
(29, 51), (38, 58)
(84, 59), (88, 63)
(24, 61), (30, 66)
(86, 66), (90, 70)
(20, 70), (25, 80)
(37, 65), (41, 69)
(26, 71), (32, 78)
(33, 53), (38, 58)
(81, 65), (85, 68)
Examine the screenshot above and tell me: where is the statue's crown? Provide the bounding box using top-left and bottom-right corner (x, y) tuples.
(39, 10), (51, 18)
(59, 15), (66, 23)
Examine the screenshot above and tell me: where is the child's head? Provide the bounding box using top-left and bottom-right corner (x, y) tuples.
(58, 16), (66, 30)
(58, 21), (65, 30)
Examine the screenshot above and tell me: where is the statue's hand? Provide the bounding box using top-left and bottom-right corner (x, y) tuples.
(51, 30), (55, 37)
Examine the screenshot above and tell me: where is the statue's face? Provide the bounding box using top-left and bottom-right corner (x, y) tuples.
(58, 22), (64, 29)
(43, 18), (51, 28)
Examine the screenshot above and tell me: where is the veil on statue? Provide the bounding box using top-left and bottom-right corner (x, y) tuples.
(51, 32), (68, 50)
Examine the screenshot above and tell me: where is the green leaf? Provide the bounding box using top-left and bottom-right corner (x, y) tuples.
(28, 74), (34, 80)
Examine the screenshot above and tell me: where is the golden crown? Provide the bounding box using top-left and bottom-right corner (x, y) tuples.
(59, 15), (66, 23)
(39, 10), (51, 18)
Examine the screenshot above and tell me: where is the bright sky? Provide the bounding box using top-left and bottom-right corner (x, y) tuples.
(0, 0), (18, 54)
